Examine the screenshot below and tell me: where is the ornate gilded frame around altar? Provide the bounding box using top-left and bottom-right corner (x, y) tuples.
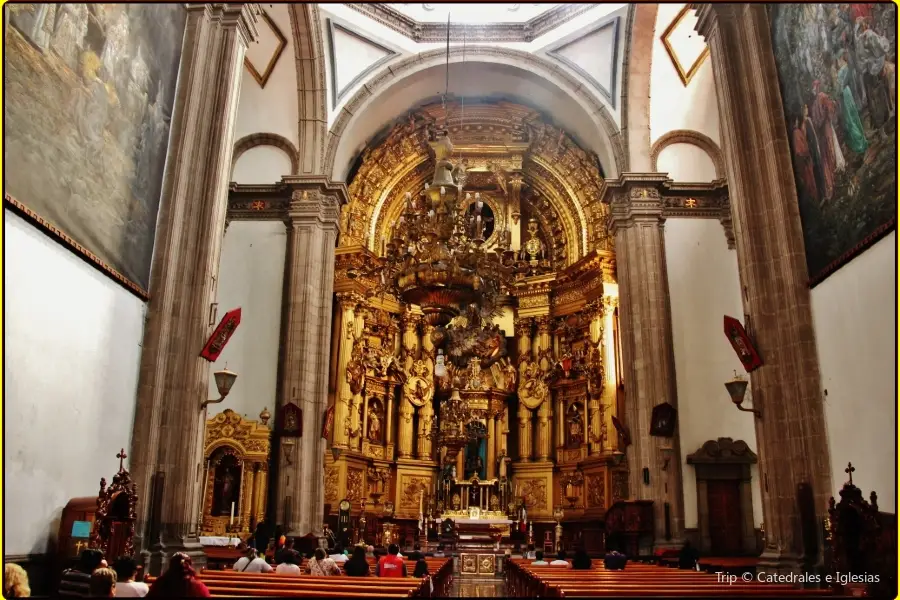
(200, 409), (271, 537)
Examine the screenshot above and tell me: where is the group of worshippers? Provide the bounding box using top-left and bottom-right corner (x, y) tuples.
(525, 541), (701, 572)
(53, 549), (208, 597)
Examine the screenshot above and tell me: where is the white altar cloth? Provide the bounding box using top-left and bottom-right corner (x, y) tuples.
(199, 536), (241, 547)
(450, 518), (513, 525)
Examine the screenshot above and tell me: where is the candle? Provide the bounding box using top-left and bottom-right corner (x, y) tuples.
(419, 490), (424, 514)
(230, 502), (235, 525)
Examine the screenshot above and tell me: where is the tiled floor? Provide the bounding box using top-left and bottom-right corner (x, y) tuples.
(451, 576), (507, 597)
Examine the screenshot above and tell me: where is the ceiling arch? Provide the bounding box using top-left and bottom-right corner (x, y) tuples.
(621, 3), (658, 172)
(325, 46), (626, 184)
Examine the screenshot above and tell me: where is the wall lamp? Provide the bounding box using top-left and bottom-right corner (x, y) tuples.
(726, 371), (761, 418)
(201, 367), (238, 409)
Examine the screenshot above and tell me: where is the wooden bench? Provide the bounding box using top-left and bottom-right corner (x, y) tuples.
(506, 558), (840, 598)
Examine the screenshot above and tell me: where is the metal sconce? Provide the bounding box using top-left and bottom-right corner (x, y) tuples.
(726, 371), (761, 418)
(201, 367), (238, 409)
(282, 438), (296, 466)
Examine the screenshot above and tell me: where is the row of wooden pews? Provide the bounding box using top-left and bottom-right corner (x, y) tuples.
(146, 557), (452, 598)
(506, 559), (841, 598)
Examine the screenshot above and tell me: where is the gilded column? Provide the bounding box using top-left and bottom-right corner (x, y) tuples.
(486, 415), (497, 479)
(587, 302), (604, 456)
(508, 175), (524, 252)
(127, 4), (259, 574)
(275, 186), (343, 538)
(417, 399), (434, 460)
(534, 317), (552, 461)
(333, 293), (363, 449)
(534, 316), (552, 371)
(515, 318), (533, 359)
(255, 463), (268, 525)
(456, 449), (465, 480)
(397, 399), (415, 458)
(603, 297), (619, 453)
(604, 174), (684, 549)
(517, 404), (533, 462)
(694, 3), (832, 569)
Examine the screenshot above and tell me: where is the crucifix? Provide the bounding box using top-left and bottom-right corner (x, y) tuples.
(117, 448), (128, 471)
(845, 462), (855, 485)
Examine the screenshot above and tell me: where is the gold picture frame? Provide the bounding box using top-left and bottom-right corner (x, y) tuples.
(244, 10), (286, 88)
(660, 5), (710, 87)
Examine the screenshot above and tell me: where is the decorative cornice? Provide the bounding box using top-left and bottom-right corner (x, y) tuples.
(686, 437), (758, 465)
(345, 3), (596, 44)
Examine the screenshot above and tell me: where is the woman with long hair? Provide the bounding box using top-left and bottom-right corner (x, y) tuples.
(146, 552), (210, 597)
(343, 546), (371, 577)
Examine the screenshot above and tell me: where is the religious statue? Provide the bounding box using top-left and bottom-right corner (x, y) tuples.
(567, 404), (584, 447)
(213, 456), (241, 516)
(503, 359), (518, 392)
(466, 452), (484, 479)
(498, 451), (509, 480)
(451, 493), (461, 511)
(346, 341), (366, 396)
(367, 403), (382, 443)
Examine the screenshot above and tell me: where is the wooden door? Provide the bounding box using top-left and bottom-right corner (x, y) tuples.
(707, 479), (742, 555)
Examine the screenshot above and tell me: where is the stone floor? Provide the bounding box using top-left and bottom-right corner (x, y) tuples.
(450, 576), (507, 597)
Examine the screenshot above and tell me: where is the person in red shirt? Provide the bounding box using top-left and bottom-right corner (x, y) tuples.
(146, 552), (210, 597)
(376, 544), (408, 577)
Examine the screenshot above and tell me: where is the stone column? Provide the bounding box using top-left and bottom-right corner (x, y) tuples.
(694, 3), (832, 569)
(127, 4), (258, 574)
(604, 174), (685, 548)
(486, 415), (497, 479)
(274, 186), (342, 538)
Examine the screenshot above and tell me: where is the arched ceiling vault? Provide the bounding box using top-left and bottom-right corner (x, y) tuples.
(340, 101), (612, 268)
(326, 47), (626, 184)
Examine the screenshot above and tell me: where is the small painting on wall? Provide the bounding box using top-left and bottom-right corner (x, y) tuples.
(4, 4), (187, 295)
(770, 4), (896, 284)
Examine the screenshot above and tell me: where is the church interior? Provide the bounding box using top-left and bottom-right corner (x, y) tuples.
(3, 2), (897, 598)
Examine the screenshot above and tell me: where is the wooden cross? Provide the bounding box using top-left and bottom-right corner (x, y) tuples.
(845, 462), (855, 484)
(117, 448), (127, 471)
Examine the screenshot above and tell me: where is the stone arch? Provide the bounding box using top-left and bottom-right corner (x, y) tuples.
(232, 132), (300, 176)
(650, 129), (725, 179)
(289, 4), (327, 175)
(325, 46), (627, 182)
(621, 3), (659, 172)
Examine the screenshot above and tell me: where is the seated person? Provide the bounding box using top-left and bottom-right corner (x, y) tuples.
(275, 550), (302, 576)
(572, 548), (592, 570)
(531, 550), (548, 566)
(678, 541), (700, 570)
(90, 568), (117, 598)
(366, 545), (375, 558)
(407, 544), (424, 560)
(233, 548), (273, 573)
(603, 550), (627, 571)
(60, 549), (105, 597)
(432, 544), (446, 558)
(549, 550), (571, 567)
(413, 559), (434, 594)
(275, 538), (300, 565)
(328, 544), (349, 564)
(524, 544), (536, 559)
(112, 556), (149, 597)
(307, 548), (340, 576)
(376, 544), (408, 577)
(344, 546), (371, 577)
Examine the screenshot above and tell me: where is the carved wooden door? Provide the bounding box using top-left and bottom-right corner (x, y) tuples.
(707, 479), (742, 555)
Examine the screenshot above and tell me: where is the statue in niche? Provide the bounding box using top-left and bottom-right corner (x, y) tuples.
(346, 341), (366, 396)
(367, 400), (383, 443)
(566, 403), (585, 448)
(520, 218), (546, 263)
(212, 453), (242, 516)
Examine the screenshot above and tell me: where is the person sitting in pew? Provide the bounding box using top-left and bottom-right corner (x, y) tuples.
(531, 550), (548, 566)
(432, 544), (446, 558)
(307, 548), (341, 576)
(525, 544), (537, 559)
(90, 568), (118, 597)
(343, 546), (371, 577)
(549, 550), (571, 567)
(678, 541), (700, 570)
(603, 549), (627, 570)
(275, 537), (300, 566)
(275, 550), (302, 576)
(113, 556), (149, 597)
(413, 559), (433, 594)
(572, 548), (592, 570)
(233, 548), (273, 573)
(147, 553), (210, 597)
(376, 544), (408, 577)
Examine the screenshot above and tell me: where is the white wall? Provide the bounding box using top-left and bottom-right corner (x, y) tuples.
(665, 218), (763, 530)
(233, 145), (294, 184)
(812, 231), (896, 510)
(649, 3), (720, 145)
(208, 221), (287, 421)
(656, 143), (717, 182)
(4, 210), (146, 556)
(234, 3), (299, 147)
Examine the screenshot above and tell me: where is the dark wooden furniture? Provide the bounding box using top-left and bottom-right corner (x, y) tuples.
(604, 500), (653, 557)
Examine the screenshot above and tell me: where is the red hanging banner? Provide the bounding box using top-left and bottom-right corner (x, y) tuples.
(723, 315), (763, 372)
(200, 308), (242, 362)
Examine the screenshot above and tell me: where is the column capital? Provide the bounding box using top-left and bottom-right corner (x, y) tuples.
(602, 173), (671, 233)
(288, 188), (341, 228)
(187, 3), (261, 47)
(514, 317), (533, 338)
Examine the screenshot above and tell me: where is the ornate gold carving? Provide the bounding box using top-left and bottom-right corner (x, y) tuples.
(520, 478), (548, 510)
(461, 554), (478, 574)
(324, 465), (339, 505)
(400, 476), (430, 509)
(404, 359), (434, 408)
(347, 468), (364, 502)
(519, 294), (549, 309)
(518, 358), (549, 410)
(586, 474), (606, 508)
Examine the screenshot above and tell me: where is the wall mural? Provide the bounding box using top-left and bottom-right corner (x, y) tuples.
(5, 4), (186, 294)
(770, 4), (896, 284)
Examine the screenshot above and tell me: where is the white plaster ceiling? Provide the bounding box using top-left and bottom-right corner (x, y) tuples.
(330, 59), (619, 182)
(661, 6), (709, 86)
(386, 3), (558, 23)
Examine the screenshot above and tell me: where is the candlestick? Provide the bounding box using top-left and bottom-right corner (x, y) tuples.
(230, 502), (235, 525)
